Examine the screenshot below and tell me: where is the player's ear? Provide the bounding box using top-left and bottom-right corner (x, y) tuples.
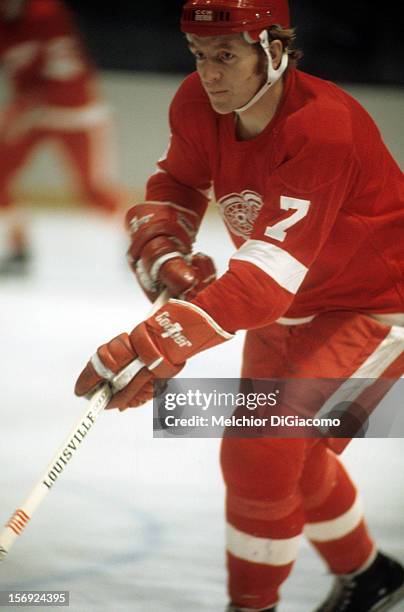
(269, 40), (283, 70)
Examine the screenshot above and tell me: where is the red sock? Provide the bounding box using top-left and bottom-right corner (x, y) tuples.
(222, 437), (308, 609)
(302, 446), (374, 574)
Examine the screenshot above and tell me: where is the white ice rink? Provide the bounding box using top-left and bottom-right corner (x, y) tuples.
(1, 73), (404, 612)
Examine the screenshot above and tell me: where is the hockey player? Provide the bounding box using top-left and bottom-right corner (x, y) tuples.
(75, 0), (404, 610)
(0, 0), (124, 274)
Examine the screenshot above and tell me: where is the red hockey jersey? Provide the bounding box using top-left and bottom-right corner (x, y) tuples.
(0, 0), (97, 107)
(146, 69), (404, 333)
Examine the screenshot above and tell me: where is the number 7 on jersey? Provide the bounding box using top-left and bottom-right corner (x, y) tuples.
(264, 196), (311, 242)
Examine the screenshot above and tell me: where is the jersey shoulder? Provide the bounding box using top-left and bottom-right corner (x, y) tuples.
(273, 70), (361, 190)
(281, 70), (357, 152)
(275, 70), (399, 196)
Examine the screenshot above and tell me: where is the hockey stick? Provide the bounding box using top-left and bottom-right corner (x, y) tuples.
(0, 290), (169, 561)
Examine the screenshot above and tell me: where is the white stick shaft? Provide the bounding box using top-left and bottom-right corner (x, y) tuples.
(0, 384), (112, 558)
(0, 290), (168, 560)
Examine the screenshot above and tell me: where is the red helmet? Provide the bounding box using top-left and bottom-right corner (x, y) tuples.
(181, 0), (290, 40)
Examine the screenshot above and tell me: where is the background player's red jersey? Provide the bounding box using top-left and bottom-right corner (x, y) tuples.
(0, 0), (124, 275)
(147, 69), (404, 332)
(0, 0), (97, 107)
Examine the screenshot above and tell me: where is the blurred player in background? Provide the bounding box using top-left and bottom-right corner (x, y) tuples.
(0, 0), (125, 275)
(74, 0), (404, 610)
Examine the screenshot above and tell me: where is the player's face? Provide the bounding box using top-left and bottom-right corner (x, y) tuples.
(187, 34), (265, 114)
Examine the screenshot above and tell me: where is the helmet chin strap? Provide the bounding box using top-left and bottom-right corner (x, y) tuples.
(235, 29), (289, 114)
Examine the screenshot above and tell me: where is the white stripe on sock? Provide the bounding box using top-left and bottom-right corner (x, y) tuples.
(226, 523), (301, 566)
(304, 495), (363, 542)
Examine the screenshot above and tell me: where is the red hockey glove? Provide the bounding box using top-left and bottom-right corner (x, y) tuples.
(126, 202), (216, 302)
(74, 300), (233, 410)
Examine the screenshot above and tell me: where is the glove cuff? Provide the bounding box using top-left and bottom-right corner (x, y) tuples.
(138, 299), (233, 369)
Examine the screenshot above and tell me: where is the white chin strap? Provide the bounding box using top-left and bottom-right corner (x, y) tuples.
(235, 29), (289, 113)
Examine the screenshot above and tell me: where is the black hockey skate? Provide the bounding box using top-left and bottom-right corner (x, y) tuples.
(0, 249), (30, 276)
(313, 552), (404, 611)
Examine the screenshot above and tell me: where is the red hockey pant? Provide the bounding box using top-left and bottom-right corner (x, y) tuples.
(221, 311), (404, 609)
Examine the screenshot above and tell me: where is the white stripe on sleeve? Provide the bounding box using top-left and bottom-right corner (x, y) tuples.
(231, 239), (308, 294)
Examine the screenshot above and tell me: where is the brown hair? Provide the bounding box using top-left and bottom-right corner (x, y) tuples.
(268, 25), (303, 65)
(254, 25), (303, 72)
